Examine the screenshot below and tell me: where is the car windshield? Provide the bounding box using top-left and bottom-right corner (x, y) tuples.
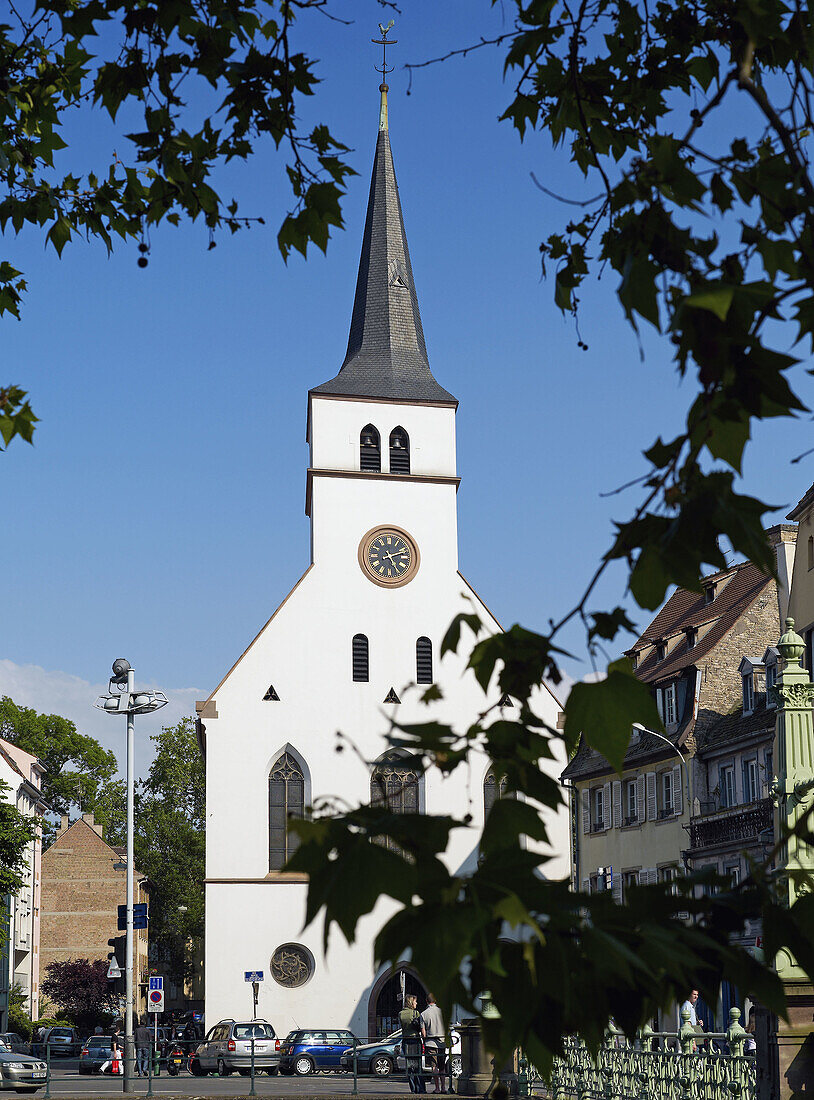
(50, 1030), (72, 1038)
(86, 1038), (109, 1047)
(234, 1025), (273, 1040)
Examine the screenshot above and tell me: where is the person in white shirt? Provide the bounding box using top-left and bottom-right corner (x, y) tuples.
(679, 989), (703, 1029)
(420, 994), (446, 1094)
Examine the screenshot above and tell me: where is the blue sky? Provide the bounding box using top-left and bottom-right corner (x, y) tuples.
(1, 0), (813, 768)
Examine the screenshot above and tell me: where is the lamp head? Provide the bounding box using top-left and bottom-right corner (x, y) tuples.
(111, 658), (131, 687)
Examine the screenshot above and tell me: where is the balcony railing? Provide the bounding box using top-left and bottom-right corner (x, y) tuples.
(688, 798), (774, 850)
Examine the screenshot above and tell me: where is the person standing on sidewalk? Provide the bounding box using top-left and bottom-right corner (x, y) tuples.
(135, 1018), (152, 1077)
(399, 994), (426, 1094)
(420, 994), (446, 1093)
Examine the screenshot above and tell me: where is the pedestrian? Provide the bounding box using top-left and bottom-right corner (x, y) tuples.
(399, 994), (426, 1094)
(679, 990), (704, 1030)
(93, 1026), (103, 1036)
(420, 994), (446, 1093)
(110, 1024), (123, 1075)
(744, 1008), (757, 1054)
(135, 1017), (152, 1077)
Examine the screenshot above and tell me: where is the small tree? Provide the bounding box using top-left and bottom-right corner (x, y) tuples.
(40, 960), (117, 1031)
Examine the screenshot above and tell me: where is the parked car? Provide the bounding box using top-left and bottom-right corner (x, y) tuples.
(34, 1028), (80, 1057)
(395, 1026), (463, 1080)
(192, 1021), (279, 1076)
(278, 1030), (356, 1076)
(78, 1037), (112, 1075)
(0, 1035), (29, 1056)
(0, 1042), (47, 1091)
(339, 1030), (403, 1077)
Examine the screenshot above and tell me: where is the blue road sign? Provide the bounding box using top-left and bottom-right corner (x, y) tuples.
(117, 903), (148, 931)
(149, 976), (163, 991)
(244, 971), (264, 983)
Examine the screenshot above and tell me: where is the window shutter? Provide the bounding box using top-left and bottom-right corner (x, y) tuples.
(612, 781), (622, 828)
(646, 772), (657, 821)
(638, 868), (649, 886)
(582, 878), (590, 895)
(656, 688), (665, 723)
(673, 764), (682, 815)
(416, 637), (433, 684)
(581, 789), (590, 836)
(602, 781), (611, 829)
(612, 871), (622, 904)
(648, 868), (658, 886)
(636, 774), (646, 822)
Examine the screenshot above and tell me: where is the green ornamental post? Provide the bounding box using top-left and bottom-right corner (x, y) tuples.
(679, 1007), (697, 1056)
(769, 618), (814, 1097)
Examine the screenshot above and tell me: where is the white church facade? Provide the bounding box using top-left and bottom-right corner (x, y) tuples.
(198, 80), (569, 1039)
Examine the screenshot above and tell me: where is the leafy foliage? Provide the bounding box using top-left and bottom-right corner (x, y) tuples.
(289, 0), (814, 1069)
(0, 0), (357, 448)
(0, 778), (37, 897)
(0, 696), (120, 844)
(134, 718), (204, 984)
(9, 984), (34, 1041)
(40, 959), (117, 1029)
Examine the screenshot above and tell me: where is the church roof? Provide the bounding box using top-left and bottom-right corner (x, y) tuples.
(310, 87), (456, 406)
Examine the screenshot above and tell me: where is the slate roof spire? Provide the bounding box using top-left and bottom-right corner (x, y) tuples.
(310, 76), (456, 405)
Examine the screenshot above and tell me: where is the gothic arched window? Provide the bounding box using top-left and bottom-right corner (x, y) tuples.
(484, 769), (511, 820)
(371, 752), (420, 851)
(269, 751), (306, 871)
(360, 424), (381, 472)
(416, 636), (433, 684)
(352, 634), (369, 682)
(389, 426), (410, 474)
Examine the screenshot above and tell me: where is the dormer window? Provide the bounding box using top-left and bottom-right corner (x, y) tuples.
(704, 582), (716, 604)
(631, 651), (639, 671)
(360, 424), (381, 472)
(766, 659), (778, 706)
(656, 641), (666, 661)
(389, 426), (410, 474)
(742, 670), (754, 714)
(685, 627), (697, 649)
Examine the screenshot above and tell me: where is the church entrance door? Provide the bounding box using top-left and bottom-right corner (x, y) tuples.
(371, 969), (428, 1037)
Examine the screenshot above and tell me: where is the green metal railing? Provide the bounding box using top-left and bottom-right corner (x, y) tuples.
(531, 1008), (755, 1100)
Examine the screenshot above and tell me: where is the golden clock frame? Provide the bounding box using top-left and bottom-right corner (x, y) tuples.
(358, 524), (421, 589)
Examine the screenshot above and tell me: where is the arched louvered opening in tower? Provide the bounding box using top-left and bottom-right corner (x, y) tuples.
(389, 426), (410, 474)
(360, 424), (381, 472)
(416, 636), (433, 684)
(352, 634), (369, 682)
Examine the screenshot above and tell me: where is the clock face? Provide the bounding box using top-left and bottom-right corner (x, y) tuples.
(358, 526), (420, 588)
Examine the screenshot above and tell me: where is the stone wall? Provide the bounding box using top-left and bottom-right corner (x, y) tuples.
(694, 579), (783, 741)
(39, 816), (148, 1013)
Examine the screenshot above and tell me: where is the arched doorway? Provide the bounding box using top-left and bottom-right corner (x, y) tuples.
(368, 967), (428, 1038)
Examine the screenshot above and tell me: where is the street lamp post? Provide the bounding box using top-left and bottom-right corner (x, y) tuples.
(96, 660), (167, 1094)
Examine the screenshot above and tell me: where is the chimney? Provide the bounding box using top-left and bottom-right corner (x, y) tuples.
(765, 523), (797, 623)
(81, 811), (104, 838)
(59, 814), (70, 835)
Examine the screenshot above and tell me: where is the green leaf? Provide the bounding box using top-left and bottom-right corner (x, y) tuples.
(564, 659), (661, 772)
(685, 285), (735, 321)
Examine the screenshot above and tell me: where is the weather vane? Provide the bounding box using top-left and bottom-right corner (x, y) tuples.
(372, 20), (397, 77)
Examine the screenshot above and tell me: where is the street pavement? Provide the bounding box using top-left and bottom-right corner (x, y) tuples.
(44, 1059), (417, 1097)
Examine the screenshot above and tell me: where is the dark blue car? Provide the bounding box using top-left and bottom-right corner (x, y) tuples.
(278, 1030), (356, 1076)
(339, 1030), (403, 1077)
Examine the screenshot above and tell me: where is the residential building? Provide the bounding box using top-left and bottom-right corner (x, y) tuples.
(39, 813), (149, 1015)
(198, 78), (569, 1037)
(787, 481), (814, 671)
(562, 526), (795, 902)
(0, 737), (46, 1027)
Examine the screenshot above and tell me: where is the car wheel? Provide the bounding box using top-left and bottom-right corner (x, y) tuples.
(188, 1058), (206, 1077)
(217, 1058), (232, 1077)
(448, 1055), (462, 1079)
(294, 1055), (314, 1076)
(372, 1054), (393, 1077)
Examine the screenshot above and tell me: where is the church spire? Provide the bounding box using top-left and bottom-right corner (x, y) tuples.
(310, 28), (456, 406)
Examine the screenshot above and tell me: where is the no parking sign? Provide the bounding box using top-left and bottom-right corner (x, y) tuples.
(148, 979), (164, 1013)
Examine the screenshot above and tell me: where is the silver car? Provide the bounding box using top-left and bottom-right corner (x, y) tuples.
(0, 1043), (47, 1092)
(194, 1021), (279, 1076)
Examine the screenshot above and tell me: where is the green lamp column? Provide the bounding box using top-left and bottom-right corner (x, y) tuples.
(769, 618), (814, 1098)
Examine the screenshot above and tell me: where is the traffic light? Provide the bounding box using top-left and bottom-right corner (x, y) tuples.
(107, 936), (125, 994)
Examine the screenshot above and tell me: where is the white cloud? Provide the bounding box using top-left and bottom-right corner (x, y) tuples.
(0, 659), (201, 779)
